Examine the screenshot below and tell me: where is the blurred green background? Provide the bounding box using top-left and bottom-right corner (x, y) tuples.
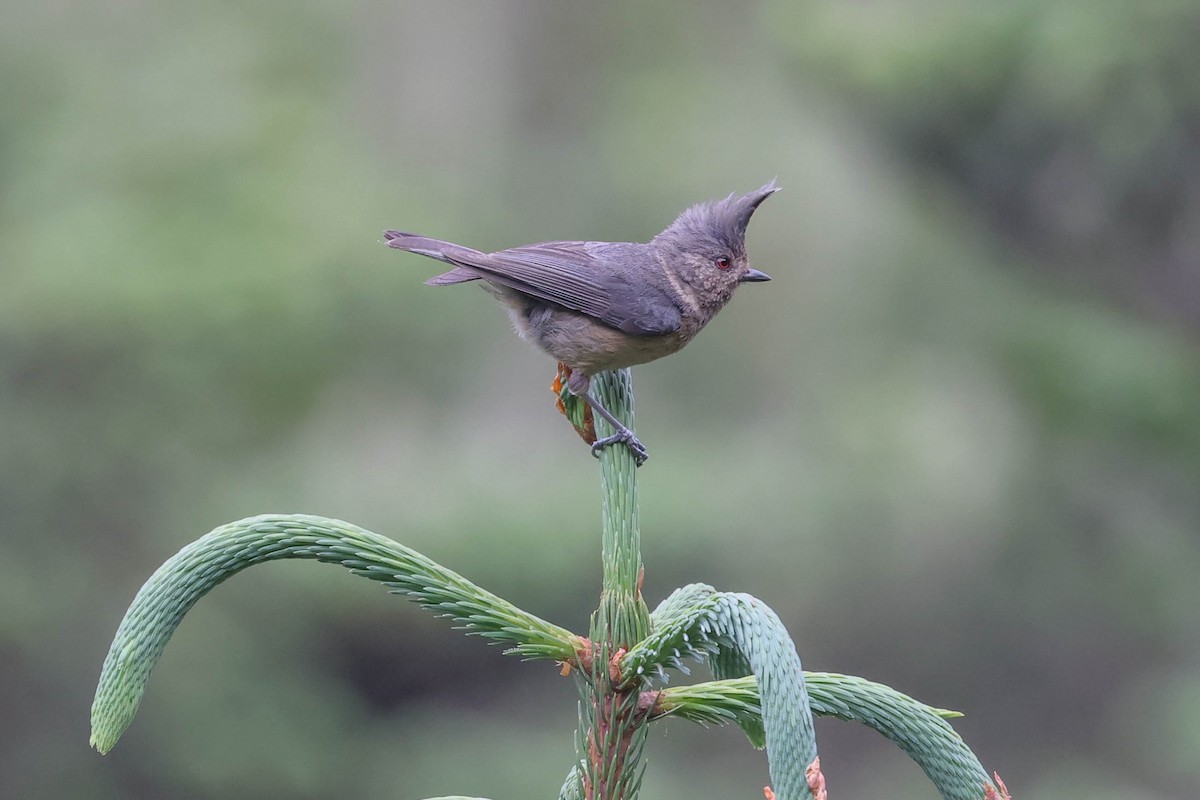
(3, 1), (1199, 798)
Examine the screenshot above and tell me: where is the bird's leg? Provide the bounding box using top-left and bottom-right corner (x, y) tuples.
(582, 392), (650, 466)
(567, 370), (649, 467)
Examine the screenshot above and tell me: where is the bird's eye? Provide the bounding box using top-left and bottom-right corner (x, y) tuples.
(716, 256), (732, 269)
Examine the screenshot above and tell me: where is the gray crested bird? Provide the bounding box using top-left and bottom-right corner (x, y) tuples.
(384, 181), (778, 465)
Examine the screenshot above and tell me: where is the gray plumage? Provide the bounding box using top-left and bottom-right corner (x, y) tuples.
(383, 181), (779, 464)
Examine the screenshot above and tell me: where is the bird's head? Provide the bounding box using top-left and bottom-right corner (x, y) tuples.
(653, 181), (778, 310)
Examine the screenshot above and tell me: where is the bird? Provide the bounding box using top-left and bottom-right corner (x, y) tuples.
(383, 181), (778, 466)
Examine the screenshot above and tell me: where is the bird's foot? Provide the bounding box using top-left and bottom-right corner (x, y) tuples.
(591, 429), (649, 467)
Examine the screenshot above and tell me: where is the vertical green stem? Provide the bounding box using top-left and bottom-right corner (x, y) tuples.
(591, 368), (650, 647)
(579, 368), (651, 800)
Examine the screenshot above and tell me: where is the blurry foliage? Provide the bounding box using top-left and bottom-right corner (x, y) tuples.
(1, 1), (1198, 799)
(772, 0), (1200, 327)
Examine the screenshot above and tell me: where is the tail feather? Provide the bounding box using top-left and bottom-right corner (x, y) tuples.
(425, 267), (481, 286)
(383, 230), (487, 285)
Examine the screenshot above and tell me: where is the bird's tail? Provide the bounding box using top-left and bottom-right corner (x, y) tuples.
(382, 230), (485, 286)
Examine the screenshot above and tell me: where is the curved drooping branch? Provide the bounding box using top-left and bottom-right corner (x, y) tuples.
(625, 585), (1000, 800)
(90, 513), (583, 754)
(622, 585), (819, 799)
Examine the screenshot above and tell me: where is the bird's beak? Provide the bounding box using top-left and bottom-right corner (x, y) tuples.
(740, 268), (772, 283)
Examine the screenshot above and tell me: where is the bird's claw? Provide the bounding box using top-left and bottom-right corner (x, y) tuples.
(591, 430), (649, 467)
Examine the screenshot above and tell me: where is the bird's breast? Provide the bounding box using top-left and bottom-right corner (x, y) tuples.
(515, 305), (689, 374)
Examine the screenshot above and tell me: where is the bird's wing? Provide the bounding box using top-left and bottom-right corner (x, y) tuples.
(483, 241), (612, 319)
(445, 241), (682, 336)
